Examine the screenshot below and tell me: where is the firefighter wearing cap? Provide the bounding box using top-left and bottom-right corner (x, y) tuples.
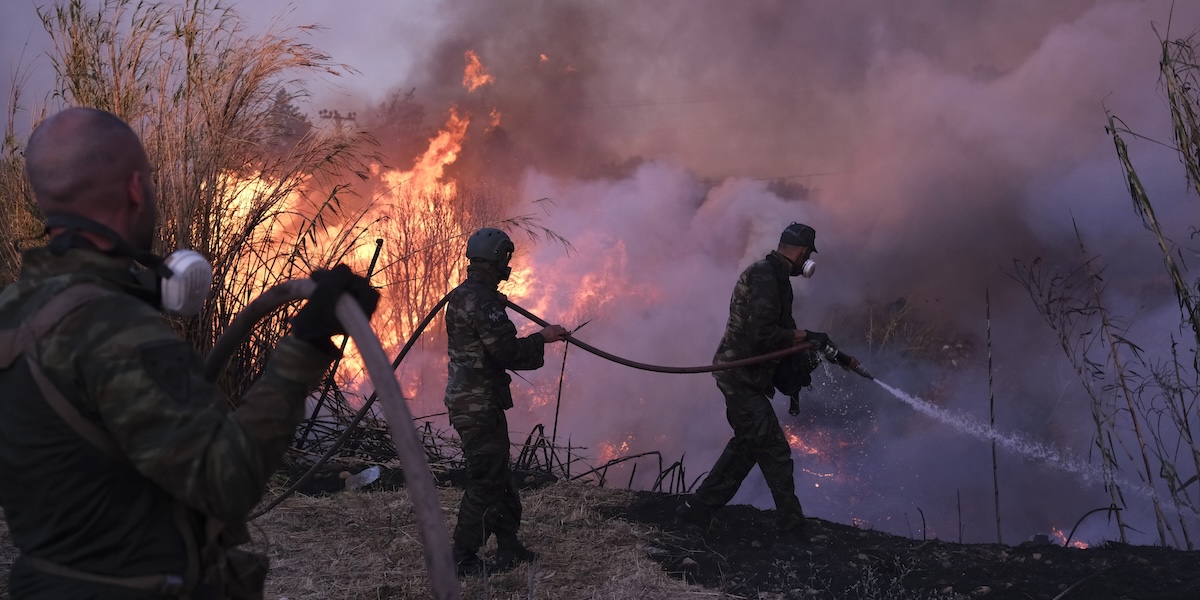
(444, 227), (568, 575)
(676, 222), (846, 533)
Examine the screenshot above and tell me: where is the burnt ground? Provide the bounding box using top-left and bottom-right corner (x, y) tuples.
(6, 463), (1198, 600)
(599, 492), (1200, 600)
(277, 462), (1200, 599)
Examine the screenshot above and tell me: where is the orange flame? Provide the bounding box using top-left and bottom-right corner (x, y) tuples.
(213, 169), (384, 395)
(463, 49), (495, 91)
(489, 108), (502, 129)
(596, 434), (635, 463)
(539, 53), (549, 63)
(384, 107), (470, 197)
(783, 424), (857, 487)
(1051, 527), (1089, 549)
(504, 239), (659, 327)
(314, 108), (472, 389)
(783, 425), (824, 457)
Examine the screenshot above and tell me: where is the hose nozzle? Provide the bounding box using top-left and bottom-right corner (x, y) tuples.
(821, 343), (874, 380)
(850, 363), (874, 380)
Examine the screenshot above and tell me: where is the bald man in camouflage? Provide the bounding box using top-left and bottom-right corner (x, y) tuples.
(676, 223), (857, 534)
(445, 227), (568, 576)
(0, 107), (377, 599)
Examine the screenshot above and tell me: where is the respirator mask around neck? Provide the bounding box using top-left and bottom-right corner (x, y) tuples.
(44, 215), (214, 317)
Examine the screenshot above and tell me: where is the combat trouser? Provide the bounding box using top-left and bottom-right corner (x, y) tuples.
(449, 405), (522, 552)
(692, 373), (804, 518)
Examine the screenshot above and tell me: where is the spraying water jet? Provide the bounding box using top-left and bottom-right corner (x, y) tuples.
(869, 377), (1194, 519)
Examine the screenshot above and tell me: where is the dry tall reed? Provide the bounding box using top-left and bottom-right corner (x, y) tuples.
(1010, 31), (1200, 549)
(1, 0), (376, 398)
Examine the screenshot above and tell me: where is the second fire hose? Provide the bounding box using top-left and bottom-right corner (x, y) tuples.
(206, 282), (876, 598)
(504, 300), (874, 378)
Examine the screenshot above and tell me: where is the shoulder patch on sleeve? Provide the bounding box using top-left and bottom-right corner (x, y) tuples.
(478, 301), (508, 324)
(139, 340), (197, 405)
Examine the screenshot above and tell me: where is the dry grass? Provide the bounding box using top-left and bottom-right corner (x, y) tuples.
(0, 481), (704, 599)
(1, 0), (377, 400)
(247, 481), (704, 600)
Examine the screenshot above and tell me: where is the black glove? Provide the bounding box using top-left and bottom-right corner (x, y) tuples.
(788, 393), (801, 416)
(291, 264), (381, 351)
(804, 330), (831, 350)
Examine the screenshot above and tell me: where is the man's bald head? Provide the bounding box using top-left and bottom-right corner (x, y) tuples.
(25, 107), (157, 250)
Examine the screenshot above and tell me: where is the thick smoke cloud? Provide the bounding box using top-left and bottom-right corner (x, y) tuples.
(5, 0), (1200, 544)
(389, 0), (1200, 544)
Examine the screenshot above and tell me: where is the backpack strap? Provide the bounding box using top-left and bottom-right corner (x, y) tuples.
(26, 356), (128, 462)
(4, 283), (200, 598)
(0, 285), (107, 367)
(8, 284), (129, 463)
(4, 283), (113, 365)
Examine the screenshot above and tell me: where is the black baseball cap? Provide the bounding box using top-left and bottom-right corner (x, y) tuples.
(780, 222), (817, 252)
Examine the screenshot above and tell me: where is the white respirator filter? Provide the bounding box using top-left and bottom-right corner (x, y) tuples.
(161, 249), (213, 317)
(800, 258), (816, 278)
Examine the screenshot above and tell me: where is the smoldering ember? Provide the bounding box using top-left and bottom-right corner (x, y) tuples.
(2, 1), (1200, 599)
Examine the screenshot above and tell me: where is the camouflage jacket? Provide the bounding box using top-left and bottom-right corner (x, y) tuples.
(0, 247), (336, 591)
(713, 251), (797, 395)
(444, 262), (545, 415)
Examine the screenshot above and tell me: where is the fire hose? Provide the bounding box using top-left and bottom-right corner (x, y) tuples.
(504, 300), (873, 377)
(204, 280), (460, 600)
(205, 282), (873, 598)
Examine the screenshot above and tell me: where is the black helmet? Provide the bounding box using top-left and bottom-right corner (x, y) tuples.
(466, 227), (515, 264)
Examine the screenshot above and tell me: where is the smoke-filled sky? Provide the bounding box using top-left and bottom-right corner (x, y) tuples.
(6, 0), (1200, 545)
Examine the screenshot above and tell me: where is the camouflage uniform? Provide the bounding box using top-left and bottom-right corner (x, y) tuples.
(444, 262), (545, 554)
(0, 247), (336, 599)
(691, 251), (806, 520)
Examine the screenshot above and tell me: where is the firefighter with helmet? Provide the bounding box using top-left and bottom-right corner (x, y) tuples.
(443, 227), (568, 575)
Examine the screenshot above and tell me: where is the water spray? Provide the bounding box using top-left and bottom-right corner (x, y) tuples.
(216, 280), (1197, 559)
(870, 377), (1194, 519)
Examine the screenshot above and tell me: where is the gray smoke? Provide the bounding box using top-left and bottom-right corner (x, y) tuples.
(6, 0), (1200, 545)
(388, 0), (1200, 545)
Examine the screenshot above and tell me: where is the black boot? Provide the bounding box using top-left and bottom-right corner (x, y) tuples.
(777, 510), (808, 534)
(453, 542), (484, 577)
(490, 535), (538, 572)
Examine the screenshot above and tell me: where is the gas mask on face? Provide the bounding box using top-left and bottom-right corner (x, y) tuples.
(44, 215), (214, 317)
(796, 257), (816, 278)
(779, 222), (818, 278)
(496, 248), (513, 281)
(787, 253), (816, 278)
